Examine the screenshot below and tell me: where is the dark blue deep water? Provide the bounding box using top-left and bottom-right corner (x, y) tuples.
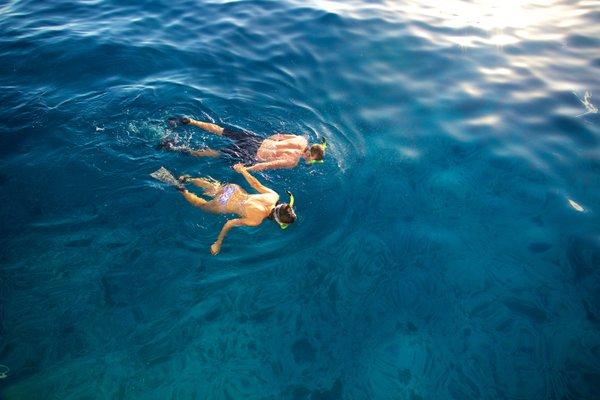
(1, 1), (600, 398)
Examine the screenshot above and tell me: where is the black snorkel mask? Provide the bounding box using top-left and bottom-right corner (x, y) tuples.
(272, 190), (295, 229)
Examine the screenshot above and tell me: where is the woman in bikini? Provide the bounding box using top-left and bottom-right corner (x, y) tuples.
(151, 163), (296, 255)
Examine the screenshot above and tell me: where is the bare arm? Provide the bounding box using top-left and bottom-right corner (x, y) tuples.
(245, 159), (297, 172)
(180, 189), (207, 207)
(210, 217), (260, 255)
(234, 164), (275, 193)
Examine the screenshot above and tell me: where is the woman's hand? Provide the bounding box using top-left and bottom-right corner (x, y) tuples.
(233, 163), (246, 173)
(210, 241), (222, 255)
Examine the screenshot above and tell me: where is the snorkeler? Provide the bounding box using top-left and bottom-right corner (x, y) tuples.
(151, 163), (296, 255)
(160, 116), (327, 172)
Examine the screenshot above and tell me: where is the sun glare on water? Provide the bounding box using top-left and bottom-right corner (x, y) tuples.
(306, 0), (583, 48)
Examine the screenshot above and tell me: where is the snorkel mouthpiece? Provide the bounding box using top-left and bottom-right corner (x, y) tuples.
(274, 190), (295, 229)
(309, 137), (327, 164)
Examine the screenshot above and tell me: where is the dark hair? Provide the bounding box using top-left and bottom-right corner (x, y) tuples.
(277, 204), (296, 224)
(310, 144), (324, 161)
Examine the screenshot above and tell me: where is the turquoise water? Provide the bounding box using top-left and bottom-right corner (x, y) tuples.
(1, 0), (600, 398)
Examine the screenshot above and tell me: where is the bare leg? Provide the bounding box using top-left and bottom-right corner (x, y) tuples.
(180, 189), (209, 208)
(181, 190), (223, 214)
(186, 118), (225, 136)
(185, 177), (222, 196)
(188, 149), (220, 158)
(161, 139), (220, 158)
(195, 199), (224, 214)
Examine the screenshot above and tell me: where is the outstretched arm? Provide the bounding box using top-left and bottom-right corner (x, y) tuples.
(233, 164), (275, 193)
(211, 217), (260, 255)
(245, 159), (296, 172)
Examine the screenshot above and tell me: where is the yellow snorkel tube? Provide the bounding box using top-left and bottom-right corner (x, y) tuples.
(308, 137), (327, 164)
(274, 190), (295, 229)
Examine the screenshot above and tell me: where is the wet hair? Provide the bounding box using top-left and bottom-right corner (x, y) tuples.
(309, 144), (324, 161)
(277, 204), (296, 224)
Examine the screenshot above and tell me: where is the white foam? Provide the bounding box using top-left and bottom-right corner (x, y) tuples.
(573, 90), (598, 117)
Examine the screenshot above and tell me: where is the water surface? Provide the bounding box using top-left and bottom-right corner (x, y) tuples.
(1, 0), (599, 399)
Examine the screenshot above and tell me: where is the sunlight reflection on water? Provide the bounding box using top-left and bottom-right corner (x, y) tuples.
(305, 0), (592, 48)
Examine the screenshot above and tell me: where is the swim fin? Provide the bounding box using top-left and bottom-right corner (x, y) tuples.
(151, 167), (184, 191)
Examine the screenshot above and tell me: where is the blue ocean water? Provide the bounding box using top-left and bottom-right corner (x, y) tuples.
(1, 0), (599, 398)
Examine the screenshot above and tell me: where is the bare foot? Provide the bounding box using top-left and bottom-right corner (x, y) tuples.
(178, 174), (192, 183)
(167, 116), (190, 128)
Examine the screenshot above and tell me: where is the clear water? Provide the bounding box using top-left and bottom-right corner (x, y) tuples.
(1, 1), (599, 399)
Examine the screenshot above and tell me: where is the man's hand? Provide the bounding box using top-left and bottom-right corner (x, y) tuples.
(210, 241), (222, 255)
(233, 163), (246, 173)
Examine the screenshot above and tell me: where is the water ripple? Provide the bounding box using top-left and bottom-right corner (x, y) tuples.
(1, 0), (599, 398)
